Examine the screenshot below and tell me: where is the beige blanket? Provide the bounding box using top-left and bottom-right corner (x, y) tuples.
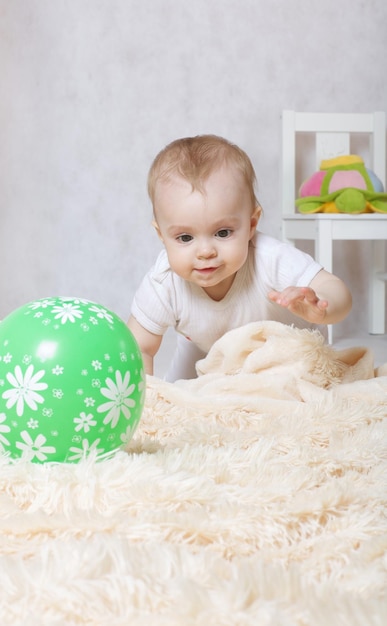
(1, 321), (386, 625)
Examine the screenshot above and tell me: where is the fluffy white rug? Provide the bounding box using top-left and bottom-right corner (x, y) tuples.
(1, 321), (386, 625)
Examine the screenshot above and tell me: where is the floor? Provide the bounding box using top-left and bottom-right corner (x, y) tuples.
(154, 328), (387, 379)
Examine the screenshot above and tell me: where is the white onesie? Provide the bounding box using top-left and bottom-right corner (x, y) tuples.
(131, 231), (324, 380)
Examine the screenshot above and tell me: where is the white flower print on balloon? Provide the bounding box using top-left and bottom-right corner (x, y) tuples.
(28, 299), (56, 310)
(51, 302), (84, 324)
(97, 370), (136, 428)
(60, 297), (90, 306)
(2, 365), (47, 417)
(15, 430), (56, 462)
(120, 423), (136, 445)
(73, 411), (97, 433)
(67, 438), (103, 462)
(88, 305), (114, 324)
(0, 413), (11, 450)
(27, 418), (39, 429)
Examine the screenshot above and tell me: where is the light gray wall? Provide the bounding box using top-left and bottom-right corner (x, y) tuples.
(1, 0), (386, 337)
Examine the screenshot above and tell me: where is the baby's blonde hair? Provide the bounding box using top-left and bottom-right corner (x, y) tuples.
(148, 134), (258, 210)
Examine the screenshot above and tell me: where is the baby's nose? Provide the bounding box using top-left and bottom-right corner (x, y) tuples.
(197, 239), (217, 258)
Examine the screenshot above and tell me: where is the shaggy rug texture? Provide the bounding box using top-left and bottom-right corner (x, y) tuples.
(0, 321), (386, 625)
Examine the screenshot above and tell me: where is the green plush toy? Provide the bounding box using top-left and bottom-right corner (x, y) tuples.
(296, 155), (387, 214)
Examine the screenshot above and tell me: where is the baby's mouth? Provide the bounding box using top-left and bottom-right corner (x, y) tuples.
(195, 266), (219, 274)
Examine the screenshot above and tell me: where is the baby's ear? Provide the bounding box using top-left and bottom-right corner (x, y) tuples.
(152, 219), (164, 242)
(250, 205), (262, 235)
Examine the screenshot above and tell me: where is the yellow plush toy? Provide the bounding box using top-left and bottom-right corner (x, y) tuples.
(296, 155), (387, 214)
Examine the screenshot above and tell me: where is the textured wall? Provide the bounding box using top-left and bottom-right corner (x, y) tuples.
(1, 0), (386, 338)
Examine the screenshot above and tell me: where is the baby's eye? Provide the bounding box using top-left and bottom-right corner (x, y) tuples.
(177, 234), (193, 243)
(215, 229), (232, 238)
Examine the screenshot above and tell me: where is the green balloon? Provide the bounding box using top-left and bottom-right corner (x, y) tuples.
(0, 297), (145, 463)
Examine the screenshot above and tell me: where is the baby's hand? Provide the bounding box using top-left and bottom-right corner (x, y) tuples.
(268, 287), (329, 324)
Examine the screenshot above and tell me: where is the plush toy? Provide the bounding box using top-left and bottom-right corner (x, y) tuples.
(296, 155), (387, 214)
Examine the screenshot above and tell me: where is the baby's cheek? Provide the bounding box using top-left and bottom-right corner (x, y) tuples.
(167, 248), (190, 277)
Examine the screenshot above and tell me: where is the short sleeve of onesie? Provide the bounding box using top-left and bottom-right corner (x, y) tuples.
(255, 234), (322, 292)
(131, 250), (179, 336)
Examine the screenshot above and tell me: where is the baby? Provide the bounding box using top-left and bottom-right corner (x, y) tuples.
(128, 135), (352, 380)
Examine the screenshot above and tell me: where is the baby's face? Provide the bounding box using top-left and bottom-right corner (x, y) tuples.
(153, 164), (259, 301)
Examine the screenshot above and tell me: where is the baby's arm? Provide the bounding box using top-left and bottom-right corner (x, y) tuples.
(268, 269), (352, 325)
(127, 315), (163, 376)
